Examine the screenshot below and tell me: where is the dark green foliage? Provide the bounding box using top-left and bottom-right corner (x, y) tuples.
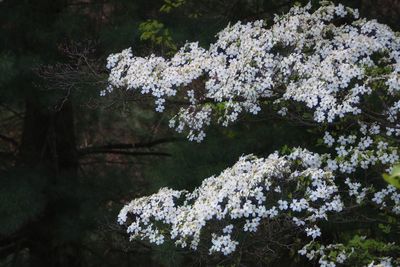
(0, 170), (46, 235)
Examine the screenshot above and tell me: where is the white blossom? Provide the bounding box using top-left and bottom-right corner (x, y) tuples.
(108, 2), (400, 266)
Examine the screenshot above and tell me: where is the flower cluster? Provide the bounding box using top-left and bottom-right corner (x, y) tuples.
(299, 240), (397, 267)
(107, 2), (400, 266)
(299, 242), (350, 267)
(322, 123), (399, 175)
(118, 149), (343, 254)
(106, 2), (400, 141)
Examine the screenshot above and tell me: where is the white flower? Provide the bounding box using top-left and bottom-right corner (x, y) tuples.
(305, 225), (321, 239)
(222, 224), (234, 234)
(209, 234), (239, 255)
(323, 132), (335, 147)
(278, 200), (288, 210)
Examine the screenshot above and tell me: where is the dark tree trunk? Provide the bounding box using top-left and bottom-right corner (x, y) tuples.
(19, 97), (80, 267)
(19, 99), (78, 175)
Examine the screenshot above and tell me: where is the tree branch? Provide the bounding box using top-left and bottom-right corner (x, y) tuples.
(0, 133), (18, 147)
(79, 137), (181, 151)
(78, 150), (171, 157)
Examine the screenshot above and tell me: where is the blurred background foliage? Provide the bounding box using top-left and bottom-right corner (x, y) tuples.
(0, 0), (399, 266)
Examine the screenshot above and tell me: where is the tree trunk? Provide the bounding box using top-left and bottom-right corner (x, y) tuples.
(19, 96), (80, 267)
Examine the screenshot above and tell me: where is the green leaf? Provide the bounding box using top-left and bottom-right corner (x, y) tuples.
(383, 173), (400, 189)
(390, 165), (400, 177)
(383, 164), (400, 189)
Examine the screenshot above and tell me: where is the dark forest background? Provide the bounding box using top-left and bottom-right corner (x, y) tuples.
(0, 0), (399, 266)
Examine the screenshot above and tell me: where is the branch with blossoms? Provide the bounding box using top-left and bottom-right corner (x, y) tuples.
(105, 2), (400, 266)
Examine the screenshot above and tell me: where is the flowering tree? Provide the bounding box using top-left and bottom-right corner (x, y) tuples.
(105, 3), (400, 266)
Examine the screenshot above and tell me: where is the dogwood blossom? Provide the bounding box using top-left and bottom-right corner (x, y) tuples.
(118, 149), (343, 255)
(108, 2), (400, 266)
(106, 2), (400, 141)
